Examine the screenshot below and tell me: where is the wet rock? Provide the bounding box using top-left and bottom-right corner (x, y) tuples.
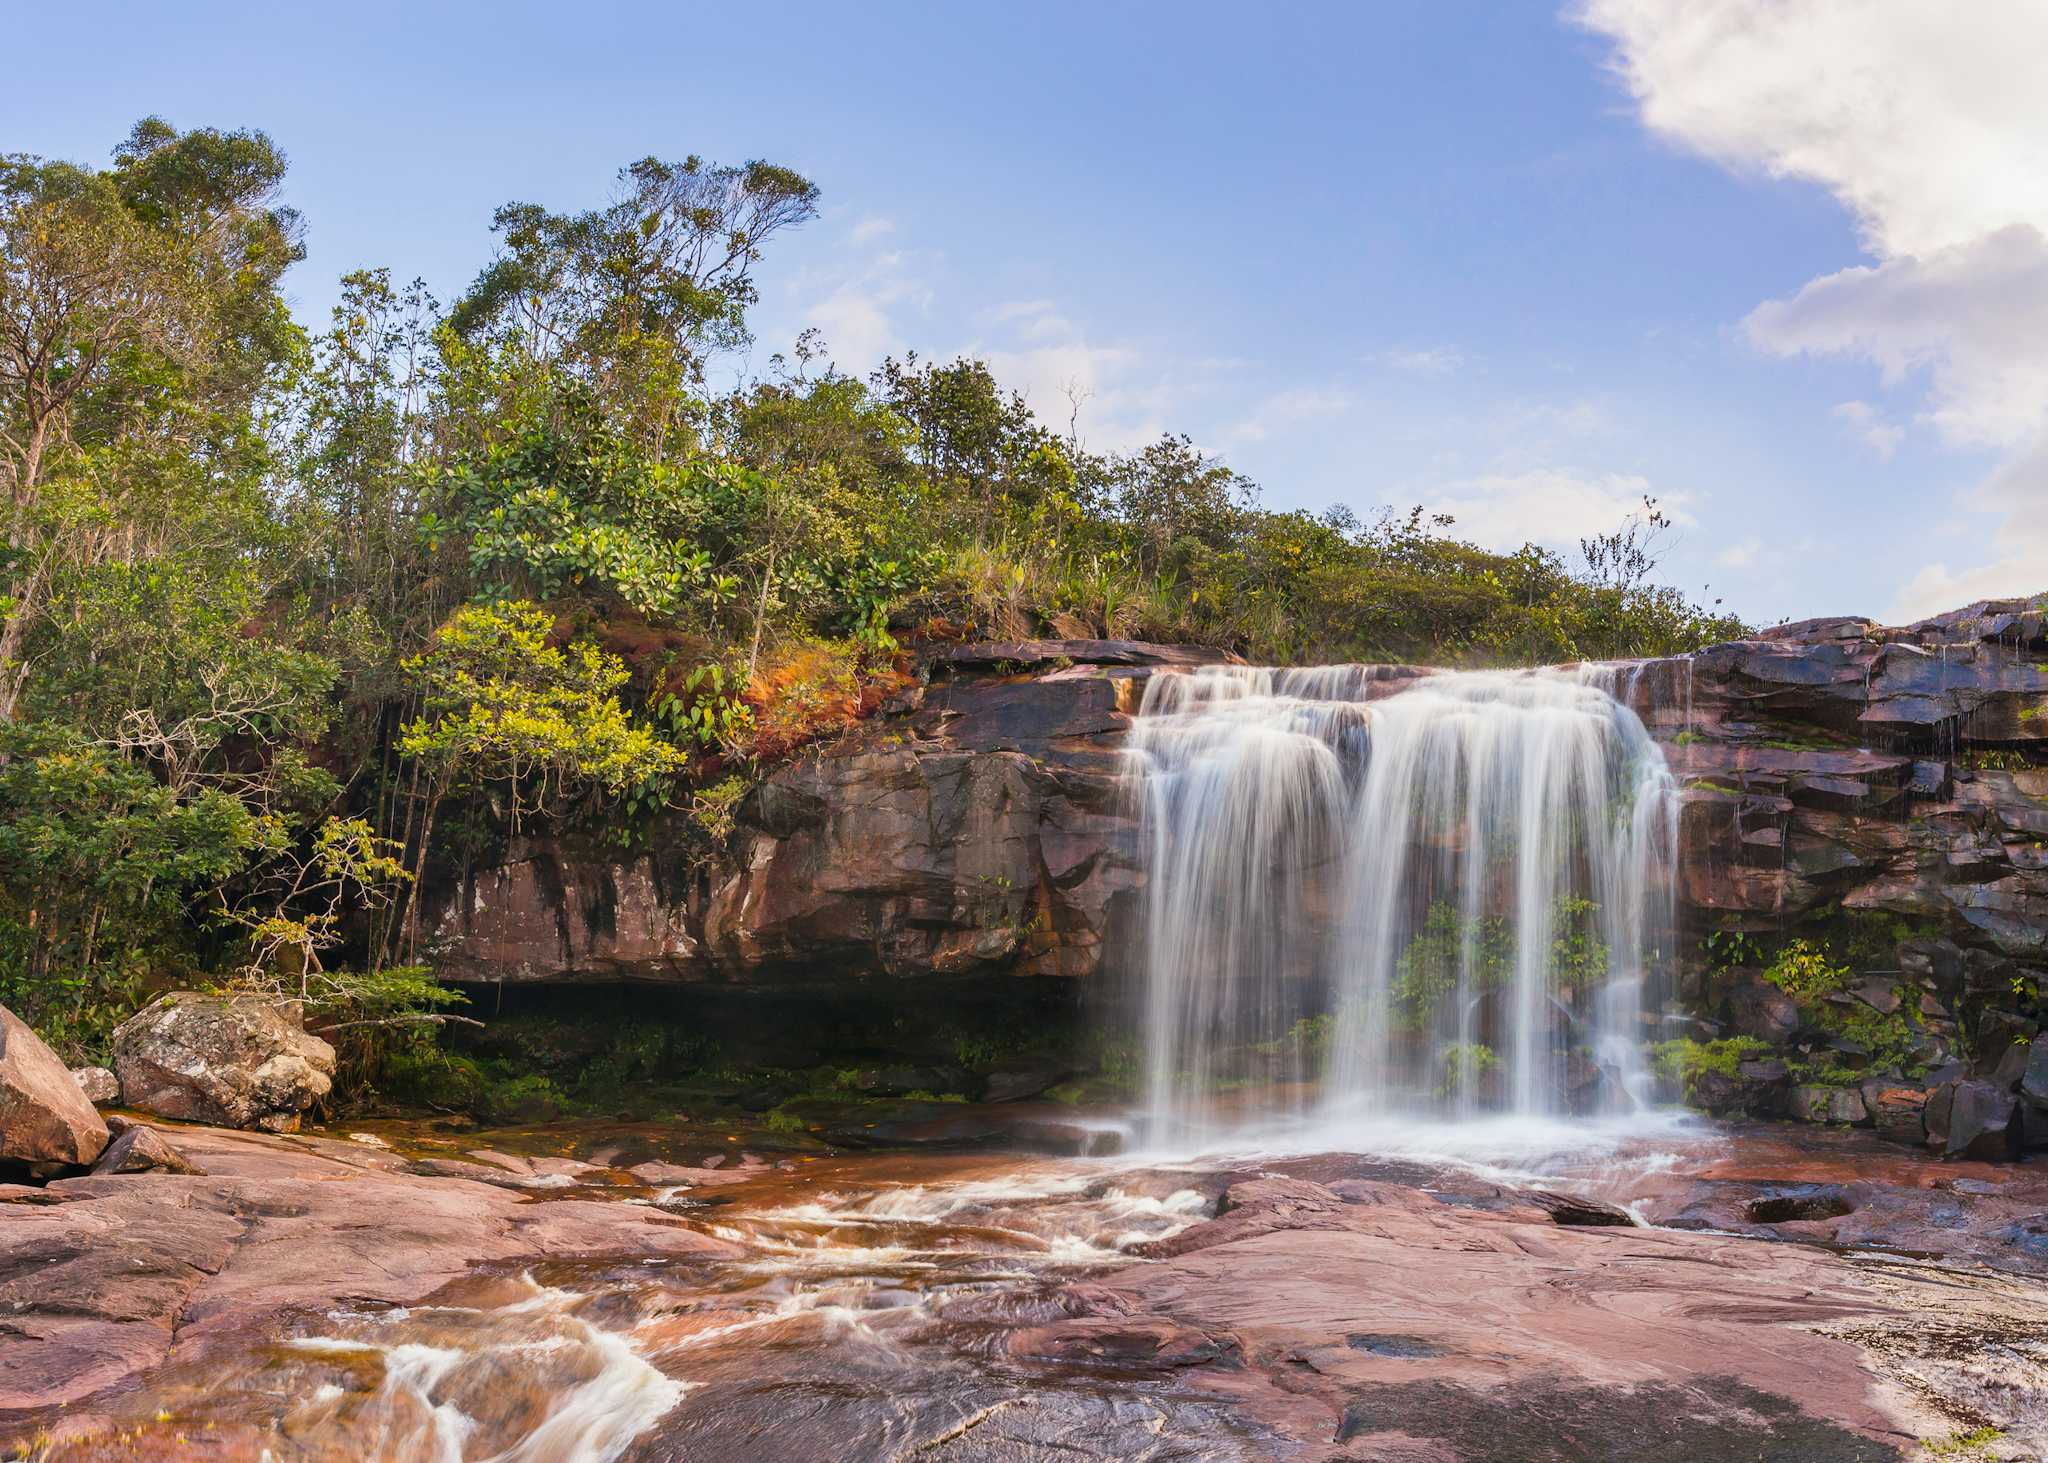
(1789, 1085), (1870, 1125)
(89, 1124), (203, 1176)
(2021, 1034), (2048, 1110)
(0, 1123), (738, 1413)
(1, 1004), (110, 1168)
(1935, 1080), (2019, 1161)
(978, 1057), (1076, 1103)
(1690, 1059), (1790, 1117)
(1726, 979), (1802, 1043)
(70, 1066), (120, 1106)
(112, 993), (335, 1132)
(1520, 1189), (1635, 1226)
(1008, 1315), (1242, 1370)
(1859, 1080), (1929, 1145)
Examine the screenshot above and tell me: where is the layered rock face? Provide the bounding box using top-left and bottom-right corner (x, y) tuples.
(1635, 596), (2048, 1145)
(1655, 599), (2048, 947)
(426, 640), (1235, 987)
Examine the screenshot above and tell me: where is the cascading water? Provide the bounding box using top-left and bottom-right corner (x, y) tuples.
(1127, 664), (1679, 1147)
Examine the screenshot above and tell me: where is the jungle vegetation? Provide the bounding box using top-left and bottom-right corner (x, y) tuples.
(0, 120), (1746, 1070)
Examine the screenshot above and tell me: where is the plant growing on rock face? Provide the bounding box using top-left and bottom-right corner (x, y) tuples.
(1704, 928), (1761, 968)
(1390, 897), (1608, 1032)
(1652, 1036), (1772, 1101)
(1762, 939), (1851, 1003)
(1435, 1042), (1498, 1100)
(391, 601), (682, 956)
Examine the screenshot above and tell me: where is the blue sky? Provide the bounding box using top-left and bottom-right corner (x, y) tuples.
(8, 2), (2042, 626)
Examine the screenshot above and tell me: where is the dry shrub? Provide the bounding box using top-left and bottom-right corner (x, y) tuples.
(743, 636), (910, 761)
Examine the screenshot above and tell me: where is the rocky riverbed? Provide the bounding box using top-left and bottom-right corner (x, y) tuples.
(6, 1110), (2046, 1461)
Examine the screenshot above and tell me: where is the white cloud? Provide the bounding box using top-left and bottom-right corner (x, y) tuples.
(797, 250), (933, 371)
(1375, 345), (1464, 376)
(1422, 468), (1690, 553)
(848, 215), (897, 245)
(1827, 400), (1904, 460)
(1229, 386), (1353, 443)
(1714, 537), (1763, 569)
(1572, 1), (2048, 260)
(1573, 0), (2048, 621)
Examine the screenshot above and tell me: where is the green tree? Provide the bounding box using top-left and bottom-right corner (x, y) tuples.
(392, 601), (682, 954)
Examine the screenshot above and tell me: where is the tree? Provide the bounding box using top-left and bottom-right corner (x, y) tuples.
(392, 601), (682, 955)
(446, 154), (819, 454)
(0, 119), (302, 720)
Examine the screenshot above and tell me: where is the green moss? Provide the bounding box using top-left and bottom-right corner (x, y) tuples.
(1926, 1425), (2004, 1458)
(1652, 1036), (1773, 1100)
(763, 1104), (809, 1133)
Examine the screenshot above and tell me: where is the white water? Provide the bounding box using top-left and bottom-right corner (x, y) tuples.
(1128, 664), (1679, 1147)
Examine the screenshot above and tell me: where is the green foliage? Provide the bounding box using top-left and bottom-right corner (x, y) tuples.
(1652, 1036), (1773, 1099)
(1761, 939), (1852, 1003)
(1704, 928), (1762, 968)
(399, 600), (683, 819)
(1390, 898), (1608, 1031)
(1436, 1042), (1498, 1099)
(687, 774), (751, 842)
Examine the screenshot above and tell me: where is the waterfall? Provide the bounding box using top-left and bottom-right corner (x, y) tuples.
(1126, 664), (1679, 1147)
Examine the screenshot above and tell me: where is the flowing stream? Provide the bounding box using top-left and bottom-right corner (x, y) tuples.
(1127, 664), (1680, 1147)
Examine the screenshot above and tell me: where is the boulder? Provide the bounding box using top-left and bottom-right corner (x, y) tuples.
(1788, 1084), (1869, 1125)
(1690, 1058), (1789, 1117)
(2021, 1034), (2048, 1111)
(113, 993), (335, 1132)
(70, 1065), (121, 1105)
(0, 1005), (110, 1167)
(90, 1122), (204, 1176)
(1726, 980), (1801, 1044)
(1933, 1080), (2018, 1161)
(1862, 1083), (1929, 1145)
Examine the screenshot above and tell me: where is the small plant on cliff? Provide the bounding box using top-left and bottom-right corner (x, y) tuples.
(1435, 1042), (1498, 1100)
(1762, 940), (1852, 1003)
(688, 774), (751, 842)
(1704, 928), (1762, 968)
(1652, 1036), (1772, 1101)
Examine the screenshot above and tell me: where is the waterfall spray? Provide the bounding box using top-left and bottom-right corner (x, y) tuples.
(1127, 664), (1678, 1148)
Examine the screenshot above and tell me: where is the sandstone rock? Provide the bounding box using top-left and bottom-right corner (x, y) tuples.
(1, 1006), (110, 1168)
(2021, 1034), (2048, 1111)
(70, 1066), (120, 1105)
(112, 993), (335, 1131)
(1862, 1084), (1929, 1145)
(978, 1057), (1076, 1103)
(1788, 1084), (1868, 1125)
(1726, 979), (1801, 1043)
(1520, 1188), (1635, 1226)
(90, 1123), (204, 1176)
(1934, 1079), (2018, 1161)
